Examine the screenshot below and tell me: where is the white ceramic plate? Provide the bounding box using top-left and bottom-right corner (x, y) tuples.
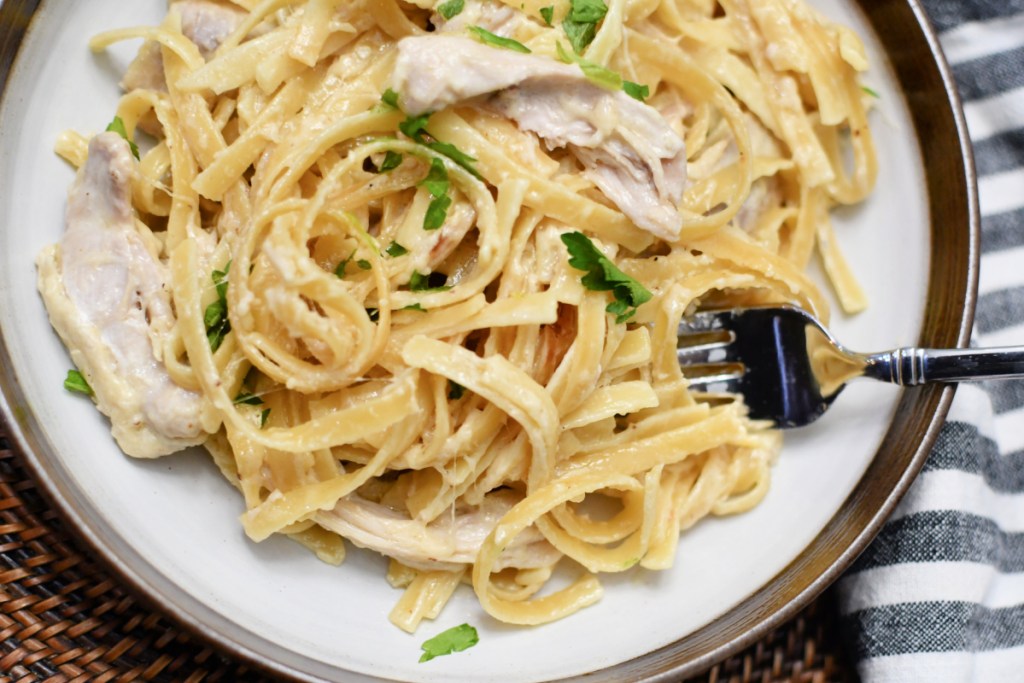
(0, 1), (971, 681)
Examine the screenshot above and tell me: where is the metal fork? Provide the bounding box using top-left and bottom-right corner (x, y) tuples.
(677, 305), (1024, 428)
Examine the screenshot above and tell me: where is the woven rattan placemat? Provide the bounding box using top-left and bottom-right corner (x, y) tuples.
(0, 419), (855, 682)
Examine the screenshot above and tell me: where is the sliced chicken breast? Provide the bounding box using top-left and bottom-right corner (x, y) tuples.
(37, 133), (205, 458)
(392, 35), (687, 241)
(317, 488), (562, 572)
(176, 0), (247, 58)
(122, 0), (247, 94)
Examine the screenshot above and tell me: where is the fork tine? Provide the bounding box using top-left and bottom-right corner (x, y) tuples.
(676, 334), (739, 364)
(684, 373), (743, 394)
(677, 309), (732, 334)
(678, 310), (739, 365)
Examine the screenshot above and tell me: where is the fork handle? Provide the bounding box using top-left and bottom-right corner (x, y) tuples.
(863, 346), (1024, 385)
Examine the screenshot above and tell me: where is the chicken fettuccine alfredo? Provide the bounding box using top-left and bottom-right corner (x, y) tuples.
(38, 0), (876, 631)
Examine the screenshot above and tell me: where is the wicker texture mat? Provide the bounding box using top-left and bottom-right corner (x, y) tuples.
(0, 421), (855, 682)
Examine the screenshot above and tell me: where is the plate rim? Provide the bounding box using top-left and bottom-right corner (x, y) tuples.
(0, 0), (980, 680)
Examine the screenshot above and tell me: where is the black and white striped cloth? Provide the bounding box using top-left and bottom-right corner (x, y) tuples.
(837, 1), (1024, 680)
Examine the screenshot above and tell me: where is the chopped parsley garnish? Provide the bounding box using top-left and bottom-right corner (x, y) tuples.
(569, 0), (608, 23)
(402, 303), (427, 312)
(381, 88), (400, 110)
(424, 194), (452, 230)
(437, 0), (465, 19)
(424, 140), (478, 175)
(260, 408), (271, 428)
(336, 250), (373, 278)
(385, 241), (409, 257)
(399, 113), (431, 141)
(468, 26), (531, 53)
(419, 623), (479, 663)
(448, 381), (466, 400)
(205, 262), (232, 351)
(335, 250), (356, 278)
(398, 112), (482, 179)
(556, 42), (621, 90)
(562, 0), (607, 54)
(106, 115), (140, 160)
(408, 270), (452, 292)
(64, 369), (93, 396)
(233, 391), (264, 406)
(862, 85), (880, 99)
(419, 158), (452, 231)
(562, 17), (596, 54)
(379, 150), (403, 172)
(623, 80), (650, 102)
(420, 157), (450, 196)
(409, 271), (430, 291)
(539, 5), (554, 25)
(560, 231), (652, 323)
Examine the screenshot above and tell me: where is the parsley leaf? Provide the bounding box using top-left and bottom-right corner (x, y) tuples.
(425, 140), (479, 177)
(424, 194), (452, 230)
(437, 0), (465, 19)
(448, 381), (466, 400)
(213, 262), (231, 299)
(539, 5), (554, 25)
(106, 116), (141, 160)
(379, 150), (403, 172)
(260, 408), (271, 428)
(381, 88), (400, 110)
(560, 231), (652, 323)
(398, 113), (482, 178)
(233, 391), (264, 406)
(335, 250), (356, 278)
(862, 85), (880, 99)
(623, 80), (649, 102)
(399, 113), (432, 141)
(386, 241), (409, 257)
(204, 298), (227, 330)
(468, 26), (531, 53)
(562, 18), (596, 54)
(420, 158), (450, 198)
(562, 0), (607, 53)
(569, 0), (608, 23)
(402, 303), (427, 312)
(556, 42), (621, 90)
(419, 158), (452, 230)
(408, 271), (452, 292)
(205, 261), (232, 351)
(409, 272), (429, 291)
(419, 623), (479, 663)
(336, 250), (373, 277)
(64, 369), (93, 396)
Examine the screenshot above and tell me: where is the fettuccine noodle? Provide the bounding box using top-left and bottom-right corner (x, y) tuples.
(48, 0), (876, 632)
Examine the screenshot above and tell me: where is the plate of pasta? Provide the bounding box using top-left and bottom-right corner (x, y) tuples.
(0, 0), (975, 681)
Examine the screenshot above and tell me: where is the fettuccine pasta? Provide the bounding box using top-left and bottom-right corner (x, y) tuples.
(41, 0), (876, 632)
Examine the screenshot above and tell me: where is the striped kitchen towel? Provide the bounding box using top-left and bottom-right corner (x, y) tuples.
(838, 1), (1024, 681)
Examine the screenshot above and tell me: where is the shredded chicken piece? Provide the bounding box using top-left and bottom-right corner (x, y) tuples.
(735, 177), (782, 233)
(694, 112), (785, 233)
(121, 40), (166, 94)
(36, 133), (205, 458)
(317, 489), (561, 572)
(392, 35), (687, 240)
(176, 0), (247, 58)
(121, 0), (247, 95)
